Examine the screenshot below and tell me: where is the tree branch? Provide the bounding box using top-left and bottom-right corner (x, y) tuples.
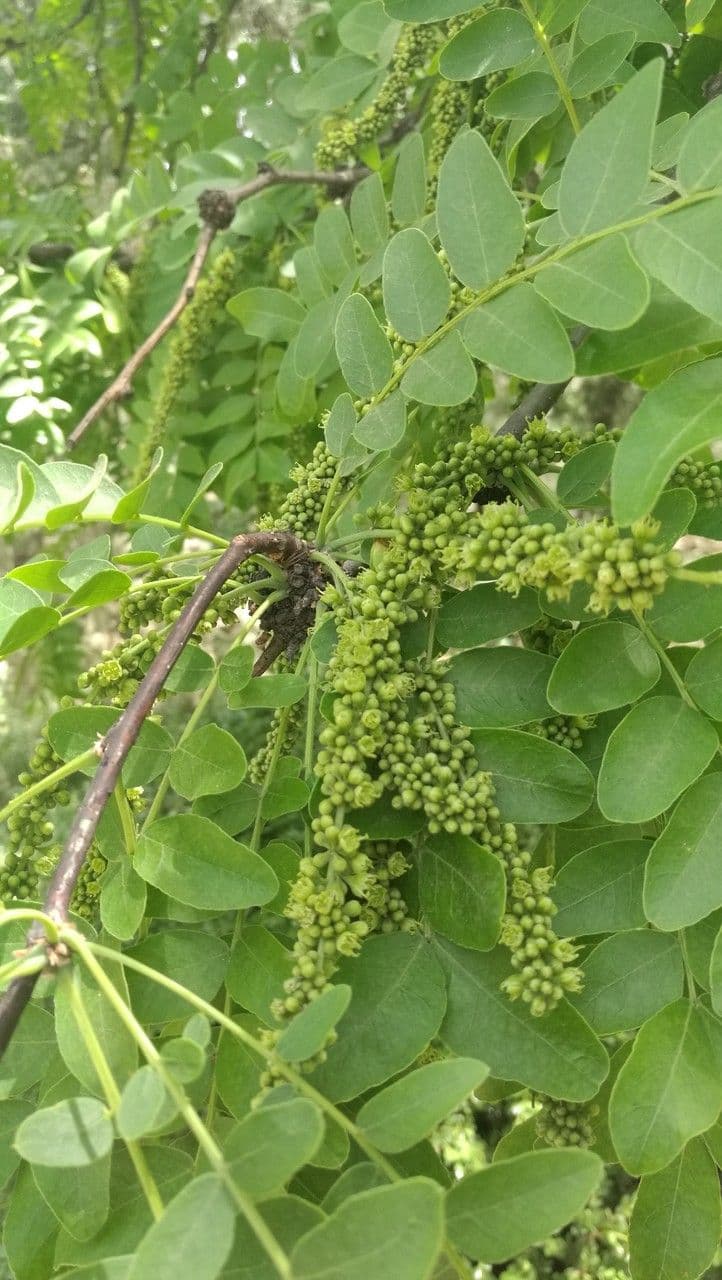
(66, 163), (366, 449)
(494, 325), (590, 441)
(0, 529), (306, 1057)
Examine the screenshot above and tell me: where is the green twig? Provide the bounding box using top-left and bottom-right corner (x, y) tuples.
(70, 934), (293, 1280)
(0, 749), (96, 827)
(63, 965), (165, 1221)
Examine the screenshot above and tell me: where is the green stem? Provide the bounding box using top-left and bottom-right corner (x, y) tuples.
(134, 513), (229, 549)
(70, 935), (292, 1280)
(0, 907), (60, 940)
(0, 749), (97, 827)
(62, 966), (165, 1221)
(0, 951), (47, 987)
(672, 567), (722, 585)
(679, 931), (698, 1002)
(315, 463), (344, 544)
(518, 0), (581, 134)
(326, 529), (396, 551)
(633, 611), (696, 708)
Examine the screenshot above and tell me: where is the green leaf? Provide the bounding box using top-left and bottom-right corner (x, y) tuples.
(100, 859), (147, 941)
(400, 331), (477, 406)
(350, 172), (390, 254)
(462, 285), (574, 382)
(0, 577), (60, 658)
(436, 938), (608, 1100)
(556, 441), (615, 504)
(578, 0), (679, 43)
(557, 60), (663, 237)
(384, 0), (476, 19)
(293, 298), (336, 378)
(472, 729), (595, 823)
(419, 835), (505, 949)
(128, 1175), (235, 1280)
(391, 133), (427, 226)
(228, 673), (307, 708)
(311, 933), (447, 1101)
(485, 72), (560, 121)
(3, 1164), (59, 1280)
(217, 645), (253, 695)
(168, 724), (246, 800)
(226, 925), (294, 1024)
(227, 286), (305, 341)
(382, 229), (450, 342)
(134, 814), (278, 910)
(644, 775), (722, 930)
(547, 622), (660, 714)
(33, 1153), (112, 1243)
(647, 552), (722, 641)
(53, 1146), (192, 1269)
(436, 130), (524, 290)
(577, 283), (722, 376)
(335, 293), (393, 398)
(291, 1179), (444, 1280)
(165, 643), (214, 694)
(439, 9), (535, 79)
(449, 646), (554, 728)
(356, 1058), (488, 1153)
(354, 389), (406, 450)
(297, 54), (378, 111)
(0, 1100), (31, 1187)
(566, 31), (635, 96)
(125, 929), (228, 1022)
(686, 634), (722, 718)
(677, 97), (722, 193)
(314, 205), (356, 286)
(48, 705), (173, 785)
(610, 999), (722, 1174)
(0, 1005), (55, 1098)
(597, 696), (718, 823)
(2, 460), (36, 534)
(534, 235), (649, 331)
(325, 393), (357, 459)
(14, 1097), (112, 1167)
(55, 965), (137, 1095)
(571, 929), (684, 1034)
(554, 838), (650, 936)
(225, 1099), (324, 1194)
(276, 985), (352, 1063)
(614, 357), (722, 523)
(446, 1149), (603, 1263)
(117, 1067), (171, 1141)
(635, 198), (722, 326)
(215, 1013), (263, 1119)
(437, 585), (540, 649)
(629, 1137), (722, 1280)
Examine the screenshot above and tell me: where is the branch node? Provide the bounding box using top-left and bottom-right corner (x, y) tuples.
(197, 188), (237, 230)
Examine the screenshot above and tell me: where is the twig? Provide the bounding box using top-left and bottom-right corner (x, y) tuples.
(114, 0), (145, 178)
(0, 529), (306, 1056)
(67, 223), (216, 448)
(494, 325), (590, 441)
(66, 163), (366, 449)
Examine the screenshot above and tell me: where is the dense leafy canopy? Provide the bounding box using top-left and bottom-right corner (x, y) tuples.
(2, 1), (722, 1278)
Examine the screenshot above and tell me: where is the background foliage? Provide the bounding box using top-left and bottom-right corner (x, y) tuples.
(3, 0), (722, 1276)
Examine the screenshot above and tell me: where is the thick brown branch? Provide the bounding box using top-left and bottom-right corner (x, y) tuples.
(0, 529), (306, 1058)
(66, 163), (366, 449)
